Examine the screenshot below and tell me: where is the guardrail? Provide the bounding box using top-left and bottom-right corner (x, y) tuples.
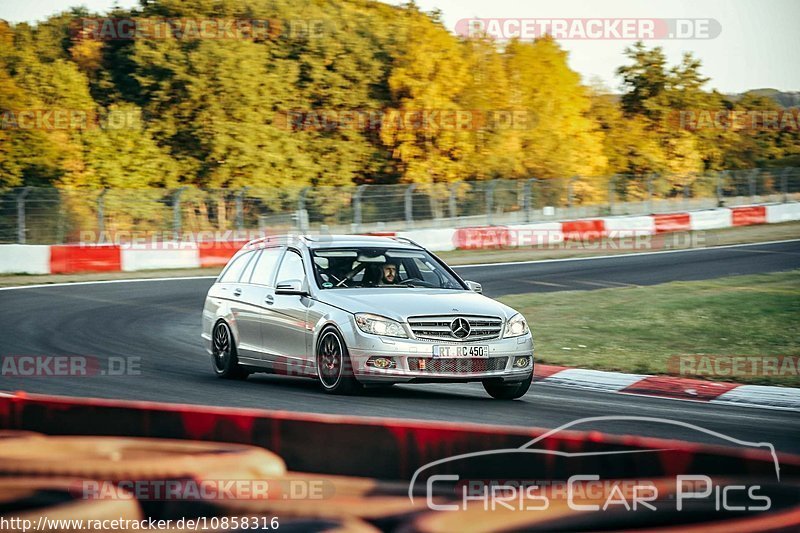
(2, 202), (799, 274)
(1, 168), (799, 244)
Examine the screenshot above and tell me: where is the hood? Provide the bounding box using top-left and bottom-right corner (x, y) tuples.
(316, 288), (518, 322)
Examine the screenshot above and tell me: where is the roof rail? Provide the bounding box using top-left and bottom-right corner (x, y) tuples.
(244, 234), (309, 248)
(391, 235), (424, 249)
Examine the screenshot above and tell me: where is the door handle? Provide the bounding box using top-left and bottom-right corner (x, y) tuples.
(265, 294), (274, 305)
(233, 288), (242, 297)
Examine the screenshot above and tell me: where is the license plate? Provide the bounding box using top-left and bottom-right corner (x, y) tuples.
(432, 345), (489, 358)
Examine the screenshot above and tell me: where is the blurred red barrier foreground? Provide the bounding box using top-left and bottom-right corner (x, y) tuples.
(1, 392), (797, 483)
(1, 392), (800, 532)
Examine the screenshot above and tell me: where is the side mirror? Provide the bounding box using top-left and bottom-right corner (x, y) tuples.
(465, 280), (482, 294)
(275, 279), (309, 296)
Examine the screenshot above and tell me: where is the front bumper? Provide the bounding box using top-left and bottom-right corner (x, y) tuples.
(347, 332), (534, 384)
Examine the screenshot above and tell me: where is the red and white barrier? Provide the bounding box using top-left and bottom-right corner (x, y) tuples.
(766, 202), (800, 223)
(562, 218), (606, 240)
(452, 226), (510, 249)
(601, 215), (655, 238)
(198, 240), (250, 268)
(121, 244), (200, 272)
(0, 245), (50, 274)
(688, 208), (732, 231)
(731, 205), (767, 226)
(653, 212), (691, 234)
(396, 228), (456, 252)
(1, 203), (799, 274)
(507, 222), (564, 246)
(49, 244), (121, 274)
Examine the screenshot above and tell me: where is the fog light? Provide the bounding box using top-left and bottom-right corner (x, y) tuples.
(513, 356), (530, 368)
(366, 356), (395, 369)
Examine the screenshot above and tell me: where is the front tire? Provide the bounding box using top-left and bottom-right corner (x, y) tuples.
(316, 327), (362, 395)
(211, 321), (249, 380)
(483, 373), (532, 400)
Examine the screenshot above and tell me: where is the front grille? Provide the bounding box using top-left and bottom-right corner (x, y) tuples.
(408, 357), (508, 373)
(407, 315), (503, 342)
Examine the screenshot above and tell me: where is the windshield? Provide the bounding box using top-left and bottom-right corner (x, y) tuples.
(311, 247), (465, 290)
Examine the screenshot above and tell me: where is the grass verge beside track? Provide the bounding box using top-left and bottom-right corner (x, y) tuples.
(499, 270), (800, 386)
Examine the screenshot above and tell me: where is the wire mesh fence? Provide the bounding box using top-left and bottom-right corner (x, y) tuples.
(1, 167), (799, 244)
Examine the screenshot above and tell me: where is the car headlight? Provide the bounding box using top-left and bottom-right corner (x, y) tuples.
(504, 313), (529, 338)
(355, 313), (408, 338)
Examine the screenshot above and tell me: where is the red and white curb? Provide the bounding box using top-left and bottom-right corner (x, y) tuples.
(534, 364), (800, 411)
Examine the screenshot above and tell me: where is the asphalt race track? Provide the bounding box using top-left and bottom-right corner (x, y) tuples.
(1, 240), (799, 454)
(459, 239), (800, 295)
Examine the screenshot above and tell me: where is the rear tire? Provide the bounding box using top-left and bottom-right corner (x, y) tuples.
(211, 321), (249, 380)
(483, 373), (532, 400)
(317, 327), (362, 395)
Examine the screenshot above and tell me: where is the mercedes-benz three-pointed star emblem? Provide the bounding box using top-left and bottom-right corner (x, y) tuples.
(450, 317), (471, 339)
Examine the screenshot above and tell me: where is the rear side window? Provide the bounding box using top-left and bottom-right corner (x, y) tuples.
(250, 247), (283, 286)
(240, 250), (260, 283)
(219, 251), (253, 283)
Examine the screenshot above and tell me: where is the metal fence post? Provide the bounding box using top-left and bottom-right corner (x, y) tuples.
(716, 170), (725, 206)
(486, 181), (497, 225)
(297, 187), (310, 232)
(647, 173), (655, 213)
(97, 189), (107, 243)
(608, 175), (617, 214)
(449, 183), (457, 221)
(298, 187), (309, 214)
(172, 187), (187, 241)
(353, 184), (366, 232)
(524, 178), (538, 223)
(16, 187), (31, 244)
(56, 191), (66, 244)
(235, 187), (249, 231)
(683, 182), (690, 209)
(404, 184), (417, 229)
(567, 176), (578, 208)
(781, 168), (790, 203)
(748, 168), (758, 203)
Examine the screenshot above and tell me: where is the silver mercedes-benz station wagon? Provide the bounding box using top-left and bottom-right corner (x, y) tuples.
(202, 235), (534, 399)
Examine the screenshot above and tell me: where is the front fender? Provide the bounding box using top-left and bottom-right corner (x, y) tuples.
(309, 303), (356, 356)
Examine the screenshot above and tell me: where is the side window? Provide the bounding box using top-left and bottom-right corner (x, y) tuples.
(398, 261), (408, 280)
(413, 257), (438, 285)
(275, 250), (305, 283)
(240, 250), (260, 284)
(250, 247), (283, 286)
(219, 251), (254, 283)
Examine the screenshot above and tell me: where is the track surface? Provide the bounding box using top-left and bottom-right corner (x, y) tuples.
(461, 239), (800, 295)
(1, 241), (799, 454)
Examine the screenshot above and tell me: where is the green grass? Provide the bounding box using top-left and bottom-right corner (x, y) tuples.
(499, 270), (800, 386)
